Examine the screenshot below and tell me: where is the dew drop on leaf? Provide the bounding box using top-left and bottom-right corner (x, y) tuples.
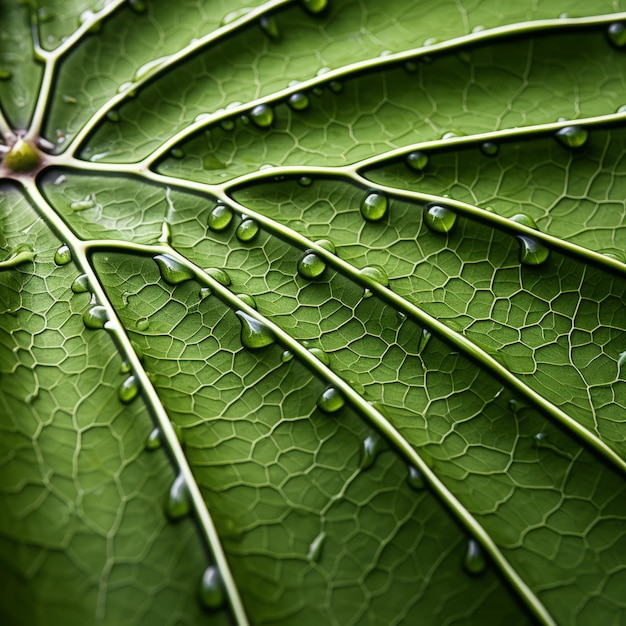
(61, 94), (77, 105)
(359, 431), (383, 470)
(288, 92), (310, 111)
(308, 347), (330, 366)
(463, 539), (487, 576)
(407, 465), (426, 490)
(207, 204), (233, 231)
(236, 218), (260, 242)
(555, 125), (588, 149)
(71, 274), (90, 293)
(145, 427), (162, 451)
(259, 16), (280, 41)
(220, 118), (235, 132)
(301, 0), (329, 14)
(70, 197), (94, 211)
(154, 254), (195, 285)
(328, 80), (342, 93)
(480, 141), (498, 156)
(406, 150), (428, 172)
(360, 192), (388, 222)
(249, 104), (274, 128)
(166, 472), (190, 520)
(199, 566), (224, 611)
(106, 110), (120, 122)
(307, 531), (326, 562)
(314, 238), (335, 254)
(118, 375), (139, 404)
(236, 310), (275, 349)
(359, 265), (389, 298)
(281, 349), (294, 363)
(236, 293), (257, 309)
(316, 386), (345, 413)
(83, 305), (108, 330)
(298, 251), (326, 280)
(608, 22), (626, 48)
(510, 214), (550, 266)
(424, 204), (457, 233)
(128, 0), (147, 14)
(204, 267), (231, 286)
(418, 327), (432, 353)
(298, 175), (313, 186)
(136, 318), (150, 331)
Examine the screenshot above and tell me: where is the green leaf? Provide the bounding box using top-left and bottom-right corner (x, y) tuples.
(2, 1), (626, 624)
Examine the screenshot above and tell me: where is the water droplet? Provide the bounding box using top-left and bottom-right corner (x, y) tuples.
(301, 0), (328, 14)
(407, 465), (425, 490)
(259, 15), (280, 40)
(298, 175), (312, 186)
(106, 110), (120, 122)
(236, 293), (257, 309)
(314, 239), (335, 254)
(78, 10), (100, 31)
(418, 328), (432, 353)
(359, 265), (389, 298)
(424, 204), (457, 233)
(316, 386), (345, 413)
(62, 94), (77, 104)
(308, 347), (330, 366)
(220, 118), (235, 132)
(204, 267), (231, 286)
(608, 22), (626, 48)
(617, 104), (626, 114)
(208, 204), (233, 231)
(406, 151), (428, 172)
(71, 274), (90, 293)
(117, 81), (136, 96)
(128, 0), (147, 14)
(307, 531), (326, 562)
(166, 473), (190, 520)
(145, 427), (162, 450)
(312, 86), (324, 96)
(404, 60), (418, 73)
(199, 566), (224, 611)
(236, 310), (275, 349)
(328, 80), (342, 93)
(298, 251), (326, 280)
(236, 218), (260, 242)
(463, 539), (487, 575)
(249, 104), (274, 129)
(555, 125), (588, 149)
(442, 130), (461, 140)
(70, 196), (95, 211)
(618, 351), (626, 376)
(133, 56), (169, 82)
(510, 214), (550, 266)
(360, 431), (382, 470)
(136, 318), (150, 331)
(281, 349), (294, 362)
(480, 141), (498, 156)
(288, 92), (310, 111)
(83, 305), (108, 330)
(154, 254), (195, 285)
(118, 375), (139, 404)
(37, 7), (54, 22)
(120, 360), (131, 374)
(360, 192), (388, 222)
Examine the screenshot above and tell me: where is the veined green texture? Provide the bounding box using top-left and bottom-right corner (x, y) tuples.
(1, 1), (626, 625)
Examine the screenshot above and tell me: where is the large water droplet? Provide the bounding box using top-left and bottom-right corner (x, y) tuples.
(407, 465), (426, 490)
(307, 531), (326, 562)
(249, 104), (274, 128)
(259, 16), (280, 40)
(71, 274), (90, 293)
(118, 375), (139, 404)
(154, 254), (195, 285)
(317, 386), (345, 413)
(360, 431), (382, 470)
(145, 427), (162, 451)
(83, 304), (108, 330)
(510, 214), (550, 266)
(288, 92), (310, 111)
(236, 311), (275, 349)
(208, 204), (233, 231)
(424, 204), (456, 233)
(308, 347), (330, 366)
(555, 125), (588, 149)
(298, 251), (326, 280)
(360, 192), (388, 222)
(301, 0), (328, 14)
(54, 244), (72, 265)
(204, 267), (231, 286)
(199, 566), (224, 611)
(463, 539), (487, 576)
(236, 218), (260, 242)
(236, 293), (257, 310)
(406, 151), (428, 172)
(359, 265), (389, 298)
(608, 22), (626, 48)
(166, 473), (190, 520)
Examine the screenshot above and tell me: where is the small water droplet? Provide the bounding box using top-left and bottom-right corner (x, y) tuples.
(204, 267), (231, 286)
(105, 109), (120, 123)
(136, 318), (150, 331)
(70, 196), (95, 211)
(208, 204), (233, 231)
(301, 0), (328, 14)
(463, 539), (487, 575)
(71, 274), (90, 293)
(472, 24), (485, 33)
(328, 80), (342, 93)
(442, 130), (461, 140)
(128, 0), (147, 14)
(166, 473), (190, 520)
(360, 192), (388, 222)
(307, 531), (326, 562)
(288, 92), (310, 111)
(424, 204), (457, 233)
(555, 125), (588, 149)
(617, 104), (626, 114)
(298, 175), (313, 186)
(236, 310), (275, 349)
(154, 254), (195, 285)
(83, 305), (108, 330)
(281, 349), (294, 362)
(406, 151), (428, 172)
(236, 293), (257, 309)
(62, 94), (77, 104)
(236, 218), (260, 242)
(314, 239), (335, 254)
(510, 214), (550, 266)
(480, 141), (498, 156)
(360, 431), (382, 470)
(118, 375), (139, 404)
(249, 104), (274, 128)
(608, 22), (626, 48)
(120, 360), (131, 374)
(298, 251), (326, 280)
(54, 244), (72, 265)
(133, 56), (169, 82)
(407, 465), (425, 490)
(199, 566), (224, 611)
(317, 386), (345, 413)
(220, 118), (235, 131)
(145, 427), (162, 450)
(259, 15), (280, 40)
(308, 347), (330, 366)
(359, 265), (389, 298)
(0, 69), (13, 80)
(78, 10), (100, 31)
(418, 328), (432, 353)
